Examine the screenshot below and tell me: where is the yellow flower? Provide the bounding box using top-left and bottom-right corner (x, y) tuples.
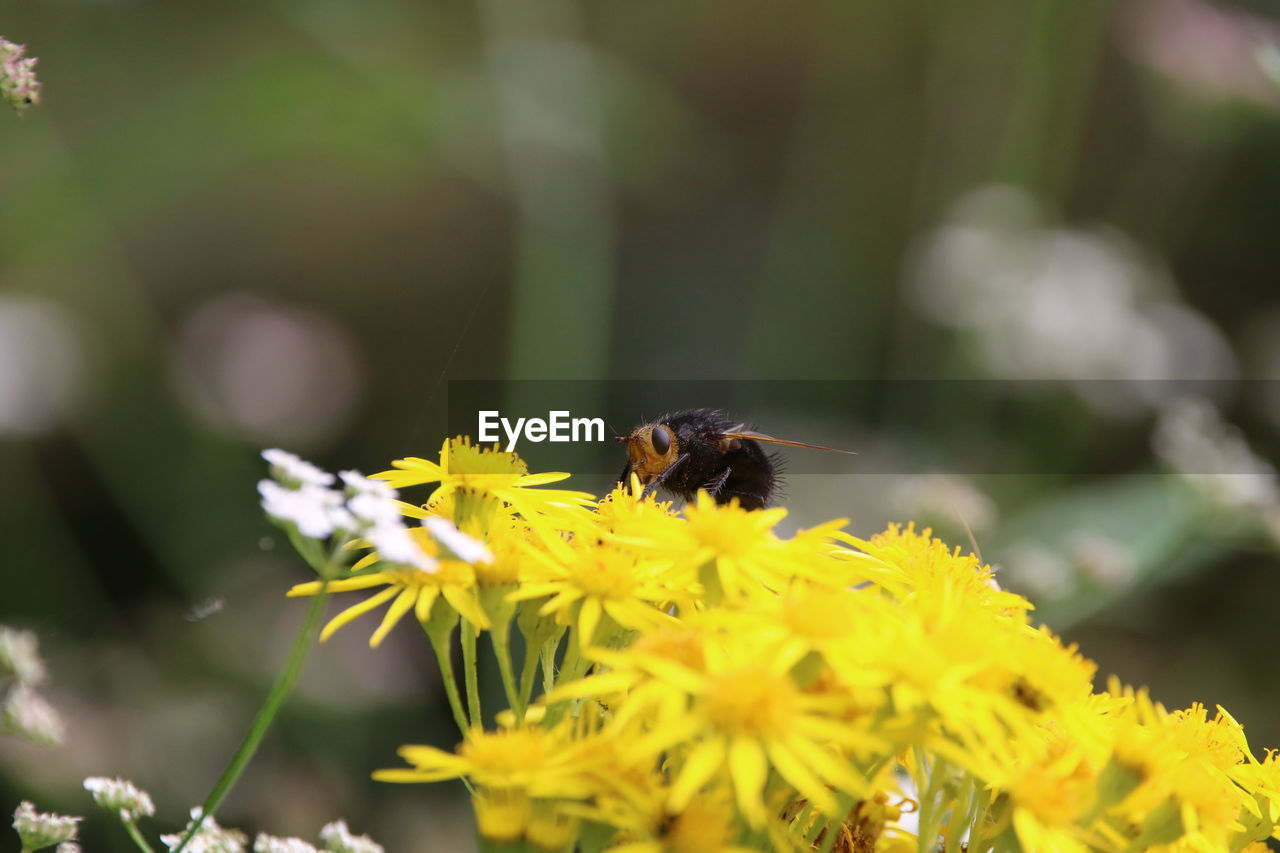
(288, 531), (489, 645)
(727, 581), (872, 667)
(508, 535), (689, 647)
(610, 791), (766, 853)
(374, 437), (594, 527)
(591, 479), (684, 549)
(843, 523), (1032, 623)
(374, 722), (599, 798)
(297, 436), (1280, 852)
(1000, 730), (1097, 853)
(591, 631), (878, 828)
(626, 492), (848, 603)
(1096, 684), (1258, 852)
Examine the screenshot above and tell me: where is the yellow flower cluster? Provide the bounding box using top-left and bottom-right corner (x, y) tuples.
(288, 438), (1280, 853)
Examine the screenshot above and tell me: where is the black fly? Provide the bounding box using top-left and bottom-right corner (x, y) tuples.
(617, 409), (854, 510)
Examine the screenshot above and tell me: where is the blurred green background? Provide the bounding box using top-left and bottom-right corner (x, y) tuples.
(3, 0), (1280, 849)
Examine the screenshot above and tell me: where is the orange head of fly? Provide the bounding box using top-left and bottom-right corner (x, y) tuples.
(618, 423), (680, 485)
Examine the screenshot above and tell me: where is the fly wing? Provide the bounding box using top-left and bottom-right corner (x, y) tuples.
(720, 429), (856, 455)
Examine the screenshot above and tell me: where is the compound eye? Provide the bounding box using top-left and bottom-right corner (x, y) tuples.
(650, 425), (672, 455)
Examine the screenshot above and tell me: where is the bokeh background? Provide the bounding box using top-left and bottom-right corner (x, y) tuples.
(3, 0), (1280, 849)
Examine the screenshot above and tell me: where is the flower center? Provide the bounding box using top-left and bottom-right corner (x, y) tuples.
(462, 729), (550, 774)
(571, 558), (639, 600)
(700, 665), (797, 736)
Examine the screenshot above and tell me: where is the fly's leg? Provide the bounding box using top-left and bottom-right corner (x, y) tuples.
(704, 467), (731, 499)
(644, 453), (690, 499)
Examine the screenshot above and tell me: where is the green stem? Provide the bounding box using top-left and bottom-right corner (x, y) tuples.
(172, 582), (331, 853)
(123, 817), (158, 853)
(518, 633), (542, 708)
(461, 618), (483, 728)
(554, 635), (582, 690)
(944, 773), (976, 853)
(422, 621), (471, 736)
(915, 752), (942, 853)
(967, 787), (994, 853)
(543, 632), (589, 726)
(540, 643), (557, 697)
(489, 621), (523, 721)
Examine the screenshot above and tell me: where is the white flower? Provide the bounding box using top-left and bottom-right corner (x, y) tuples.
(3, 684), (64, 745)
(1153, 397), (1280, 511)
(0, 39), (41, 113)
(12, 801), (79, 850)
(423, 516), (494, 564)
(319, 821), (383, 853)
(258, 480), (349, 539)
(57, 844), (81, 853)
(254, 834), (318, 853)
(347, 492), (403, 528)
(160, 809), (247, 853)
(0, 626), (47, 685)
(262, 449), (335, 487)
(1067, 532), (1136, 590)
(887, 474), (997, 535)
(83, 776), (156, 821)
(338, 470), (396, 499)
(997, 542), (1074, 601)
(338, 471), (404, 529)
(365, 523), (437, 572)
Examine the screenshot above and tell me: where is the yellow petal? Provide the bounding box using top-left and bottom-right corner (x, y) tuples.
(625, 716), (702, 763)
(371, 768), (462, 783)
(728, 737), (768, 827)
(545, 671), (635, 703)
(781, 733), (866, 795)
(287, 573), (393, 598)
(668, 738), (726, 811)
(373, 457), (445, 487)
(577, 597), (602, 647)
(513, 472), (573, 486)
(415, 586), (441, 622)
(319, 586), (400, 642)
(766, 739), (837, 815)
(369, 588), (419, 647)
(442, 586), (490, 629)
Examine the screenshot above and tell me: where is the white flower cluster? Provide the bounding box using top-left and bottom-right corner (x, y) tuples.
(997, 531), (1137, 602)
(161, 809), (249, 853)
(318, 820), (383, 853)
(157, 810), (382, 853)
(4, 685), (64, 746)
(249, 821), (384, 853)
(0, 627), (46, 684)
(12, 801), (79, 851)
(887, 473), (998, 535)
(258, 449), (437, 571)
(83, 776), (156, 822)
(1154, 397), (1280, 543)
(0, 627), (64, 746)
(0, 38), (40, 113)
(69, 780), (382, 853)
(254, 834), (318, 853)
(910, 185), (1235, 416)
